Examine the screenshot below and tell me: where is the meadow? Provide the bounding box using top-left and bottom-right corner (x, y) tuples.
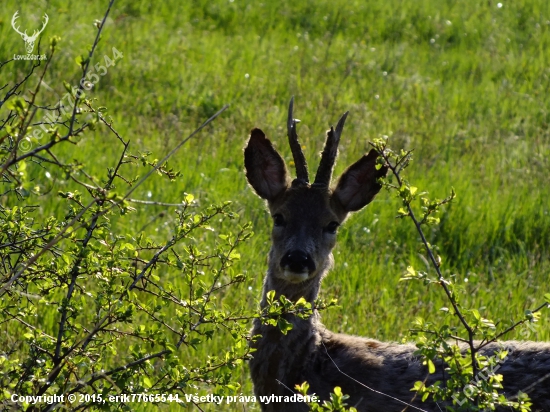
(1, 0), (549, 410)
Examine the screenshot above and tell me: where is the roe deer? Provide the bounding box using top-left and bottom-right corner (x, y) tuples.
(244, 98), (550, 411)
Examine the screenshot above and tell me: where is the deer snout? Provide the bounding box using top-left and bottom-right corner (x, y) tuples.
(280, 250), (316, 274)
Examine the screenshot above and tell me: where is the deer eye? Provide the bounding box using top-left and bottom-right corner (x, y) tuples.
(272, 214), (286, 227)
(324, 221), (340, 234)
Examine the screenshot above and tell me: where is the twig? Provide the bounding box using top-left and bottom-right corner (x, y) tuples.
(477, 301), (549, 351)
(377, 146), (478, 374)
(127, 198), (188, 207)
(320, 340), (430, 412)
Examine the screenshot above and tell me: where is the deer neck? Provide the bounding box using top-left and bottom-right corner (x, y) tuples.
(251, 253), (327, 399)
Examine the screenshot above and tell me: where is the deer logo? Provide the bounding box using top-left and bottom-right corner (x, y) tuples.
(11, 11), (49, 54)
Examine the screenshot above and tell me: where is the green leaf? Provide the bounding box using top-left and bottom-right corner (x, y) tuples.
(397, 207), (409, 216)
(427, 358), (435, 374)
(412, 381), (424, 391)
(142, 376), (152, 388)
(63, 81), (73, 93)
(295, 297), (307, 306)
(62, 254), (71, 265)
(277, 318), (293, 334)
(266, 290), (276, 304)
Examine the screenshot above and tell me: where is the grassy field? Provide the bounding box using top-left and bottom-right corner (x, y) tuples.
(2, 0), (550, 410)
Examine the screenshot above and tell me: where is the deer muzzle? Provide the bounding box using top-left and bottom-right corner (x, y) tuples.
(280, 250), (316, 283)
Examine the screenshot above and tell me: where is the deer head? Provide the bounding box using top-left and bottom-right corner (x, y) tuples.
(11, 11), (49, 54)
(245, 98), (388, 298)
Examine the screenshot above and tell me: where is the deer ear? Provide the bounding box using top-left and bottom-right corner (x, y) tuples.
(244, 128), (290, 201)
(332, 149), (388, 212)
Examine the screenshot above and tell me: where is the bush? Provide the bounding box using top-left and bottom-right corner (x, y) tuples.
(0, 7), (255, 411)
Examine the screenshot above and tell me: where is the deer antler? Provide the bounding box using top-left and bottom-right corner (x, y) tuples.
(287, 97), (309, 184)
(11, 11), (27, 37)
(313, 111), (349, 187)
(29, 13), (49, 41)
(11, 11), (48, 41)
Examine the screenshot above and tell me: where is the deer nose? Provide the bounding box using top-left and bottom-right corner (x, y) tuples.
(280, 250), (316, 273)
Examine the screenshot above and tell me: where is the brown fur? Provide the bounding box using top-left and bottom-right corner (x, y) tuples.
(245, 119), (550, 412)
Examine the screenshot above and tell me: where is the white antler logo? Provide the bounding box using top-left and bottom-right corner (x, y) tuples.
(11, 11), (49, 54)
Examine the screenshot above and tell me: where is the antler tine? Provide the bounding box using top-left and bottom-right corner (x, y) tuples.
(313, 111), (349, 187)
(41, 14), (49, 30)
(11, 11), (26, 36)
(30, 14), (49, 40)
(287, 96), (309, 184)
(334, 111), (349, 141)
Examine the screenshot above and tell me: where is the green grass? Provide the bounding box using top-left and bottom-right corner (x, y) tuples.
(2, 0), (550, 410)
